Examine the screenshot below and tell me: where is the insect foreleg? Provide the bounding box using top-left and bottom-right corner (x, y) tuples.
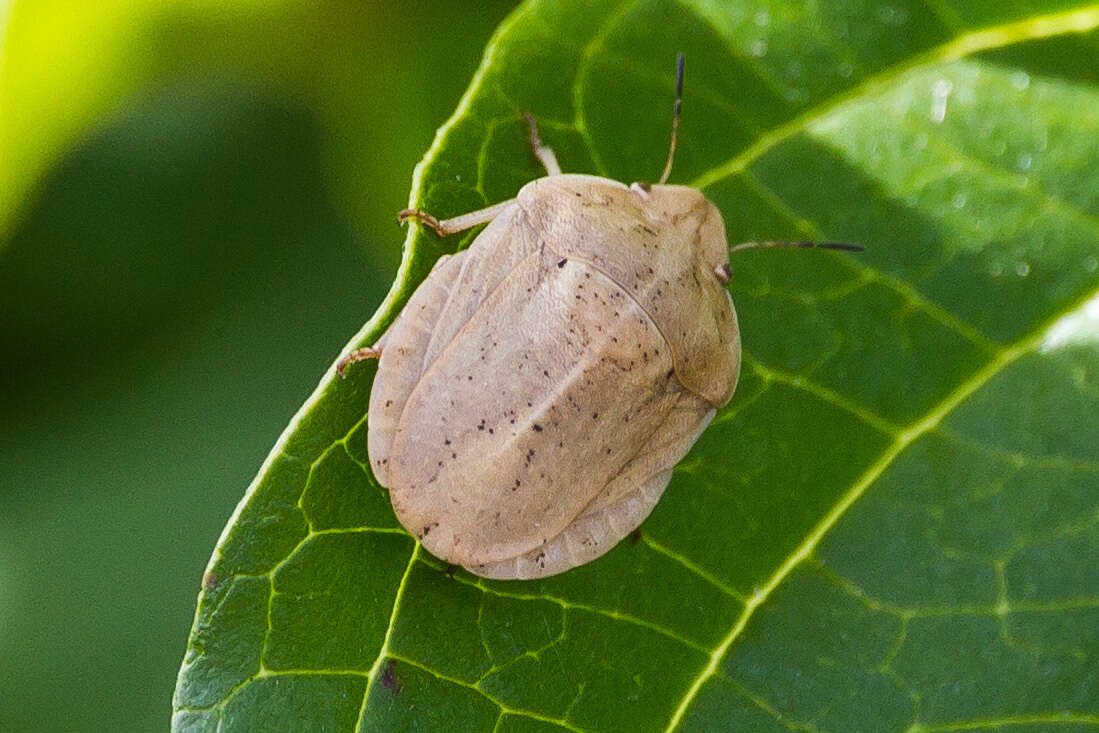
(336, 346), (381, 378)
(523, 113), (562, 176)
(398, 199), (514, 237)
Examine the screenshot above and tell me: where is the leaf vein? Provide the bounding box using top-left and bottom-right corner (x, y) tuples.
(908, 713), (1099, 731)
(390, 653), (592, 733)
(642, 535), (748, 602)
(454, 574), (710, 653)
(571, 0), (638, 178)
(746, 356), (902, 435)
(354, 544), (421, 733)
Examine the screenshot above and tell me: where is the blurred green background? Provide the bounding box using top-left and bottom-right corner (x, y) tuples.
(0, 1), (517, 730)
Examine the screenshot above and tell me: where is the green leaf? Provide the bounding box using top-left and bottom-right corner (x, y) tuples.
(173, 0), (1099, 730)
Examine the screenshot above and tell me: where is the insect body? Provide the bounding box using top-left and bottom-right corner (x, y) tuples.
(340, 56), (857, 579)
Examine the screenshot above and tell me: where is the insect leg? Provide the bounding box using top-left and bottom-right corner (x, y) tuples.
(398, 199), (514, 237)
(523, 113), (562, 176)
(728, 240), (864, 254)
(336, 346), (381, 378)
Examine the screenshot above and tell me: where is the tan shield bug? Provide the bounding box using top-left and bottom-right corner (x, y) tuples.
(340, 55), (860, 579)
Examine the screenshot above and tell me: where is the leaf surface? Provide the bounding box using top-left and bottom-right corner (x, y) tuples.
(174, 1), (1099, 730)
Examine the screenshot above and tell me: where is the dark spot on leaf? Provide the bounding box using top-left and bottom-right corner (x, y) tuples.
(381, 658), (403, 694)
(557, 257), (568, 268)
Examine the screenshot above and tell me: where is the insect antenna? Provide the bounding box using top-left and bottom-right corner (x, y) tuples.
(728, 240), (864, 254)
(657, 53), (685, 185)
(717, 241), (862, 283)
